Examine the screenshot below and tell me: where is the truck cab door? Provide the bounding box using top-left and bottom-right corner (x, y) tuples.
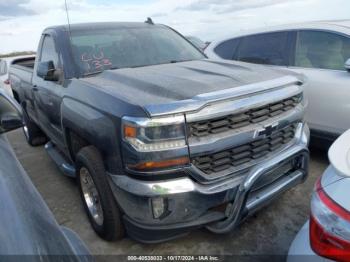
(32, 34), (65, 148)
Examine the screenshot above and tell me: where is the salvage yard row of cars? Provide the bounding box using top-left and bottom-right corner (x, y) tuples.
(0, 18), (349, 260)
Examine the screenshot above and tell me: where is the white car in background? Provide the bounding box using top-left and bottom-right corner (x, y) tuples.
(205, 20), (350, 144)
(0, 55), (35, 98)
(288, 129), (350, 262)
(185, 36), (209, 50)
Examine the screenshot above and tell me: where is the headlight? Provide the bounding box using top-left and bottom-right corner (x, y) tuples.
(122, 115), (187, 152)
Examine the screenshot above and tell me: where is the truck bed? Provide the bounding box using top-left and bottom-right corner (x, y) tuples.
(9, 57), (35, 101)
(12, 57), (35, 71)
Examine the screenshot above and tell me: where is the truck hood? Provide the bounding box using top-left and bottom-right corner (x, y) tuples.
(81, 59), (302, 116)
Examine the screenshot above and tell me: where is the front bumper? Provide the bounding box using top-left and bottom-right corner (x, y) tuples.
(108, 124), (310, 243)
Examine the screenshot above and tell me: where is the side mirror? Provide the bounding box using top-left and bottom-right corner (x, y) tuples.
(345, 58), (350, 72)
(0, 90), (23, 134)
(1, 113), (23, 132)
(37, 61), (59, 81)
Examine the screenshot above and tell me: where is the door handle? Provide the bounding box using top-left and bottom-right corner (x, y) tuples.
(33, 85), (38, 91)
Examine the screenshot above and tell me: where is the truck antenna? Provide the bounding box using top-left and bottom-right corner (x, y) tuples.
(145, 17), (154, 25)
(64, 0), (73, 40)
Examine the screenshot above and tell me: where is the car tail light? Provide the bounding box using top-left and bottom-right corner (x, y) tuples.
(310, 178), (350, 261)
(3, 79), (10, 85)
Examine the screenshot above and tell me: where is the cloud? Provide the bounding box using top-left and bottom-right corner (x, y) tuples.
(0, 0), (350, 53)
(151, 12), (167, 18)
(175, 0), (293, 13)
(0, 0), (35, 18)
(214, 0), (300, 14)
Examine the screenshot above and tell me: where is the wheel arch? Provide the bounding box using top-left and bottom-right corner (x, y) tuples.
(61, 98), (122, 173)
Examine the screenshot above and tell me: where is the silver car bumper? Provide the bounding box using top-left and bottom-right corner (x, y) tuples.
(108, 123), (310, 243)
(287, 221), (325, 262)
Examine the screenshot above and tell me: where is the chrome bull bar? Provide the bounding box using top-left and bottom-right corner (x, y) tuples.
(206, 145), (309, 233)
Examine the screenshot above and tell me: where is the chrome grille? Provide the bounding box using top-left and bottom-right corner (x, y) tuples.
(188, 94), (301, 138)
(192, 123), (297, 174)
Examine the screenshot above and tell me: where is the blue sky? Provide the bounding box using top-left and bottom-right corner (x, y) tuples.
(0, 0), (350, 53)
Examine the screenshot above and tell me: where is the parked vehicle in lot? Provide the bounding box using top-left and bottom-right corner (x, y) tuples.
(288, 129), (350, 262)
(185, 35), (209, 50)
(0, 89), (91, 260)
(9, 21), (310, 243)
(206, 20), (350, 144)
(0, 55), (35, 98)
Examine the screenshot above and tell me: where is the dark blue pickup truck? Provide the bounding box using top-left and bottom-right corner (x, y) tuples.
(9, 21), (310, 243)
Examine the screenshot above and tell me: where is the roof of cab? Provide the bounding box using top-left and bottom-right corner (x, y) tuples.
(44, 21), (162, 33)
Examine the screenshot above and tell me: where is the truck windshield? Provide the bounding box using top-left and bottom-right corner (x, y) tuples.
(70, 26), (206, 76)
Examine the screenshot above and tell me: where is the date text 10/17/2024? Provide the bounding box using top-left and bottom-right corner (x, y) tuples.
(127, 256), (220, 261)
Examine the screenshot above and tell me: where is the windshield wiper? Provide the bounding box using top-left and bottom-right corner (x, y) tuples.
(106, 66), (120, 70)
(83, 70), (104, 77)
(83, 66), (120, 77)
(170, 59), (195, 63)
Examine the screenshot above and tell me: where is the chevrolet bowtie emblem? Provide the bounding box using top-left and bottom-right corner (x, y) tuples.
(257, 123), (279, 137)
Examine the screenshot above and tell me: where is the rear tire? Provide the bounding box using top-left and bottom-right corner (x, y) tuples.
(76, 146), (124, 241)
(22, 108), (47, 146)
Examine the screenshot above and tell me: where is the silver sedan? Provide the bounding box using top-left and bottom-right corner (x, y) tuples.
(288, 129), (350, 262)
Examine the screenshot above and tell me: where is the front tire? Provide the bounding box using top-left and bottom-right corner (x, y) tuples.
(22, 108), (47, 146)
(76, 146), (124, 241)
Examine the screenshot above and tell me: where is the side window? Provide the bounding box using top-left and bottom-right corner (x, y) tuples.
(214, 38), (240, 60)
(295, 30), (350, 70)
(39, 35), (59, 67)
(3, 61), (7, 75)
(0, 61), (4, 75)
(237, 32), (290, 66)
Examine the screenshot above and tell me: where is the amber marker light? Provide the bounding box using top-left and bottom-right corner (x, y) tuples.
(124, 125), (137, 138)
(129, 157), (190, 171)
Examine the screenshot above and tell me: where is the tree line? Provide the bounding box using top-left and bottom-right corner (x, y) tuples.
(0, 51), (35, 58)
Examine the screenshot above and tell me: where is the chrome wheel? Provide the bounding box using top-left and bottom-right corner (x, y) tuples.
(23, 125), (29, 139)
(80, 167), (104, 226)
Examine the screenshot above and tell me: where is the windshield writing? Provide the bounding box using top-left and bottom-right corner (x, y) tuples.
(70, 26), (205, 76)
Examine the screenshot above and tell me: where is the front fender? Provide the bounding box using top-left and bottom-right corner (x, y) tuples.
(61, 98), (123, 173)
